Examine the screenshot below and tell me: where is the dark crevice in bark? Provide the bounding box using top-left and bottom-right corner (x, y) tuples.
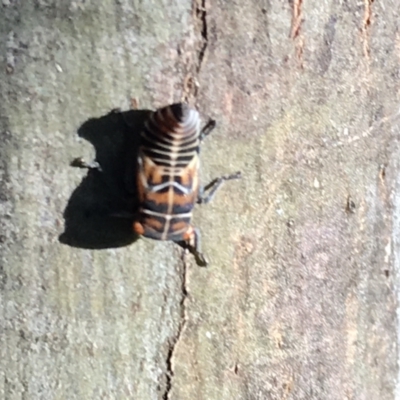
(162, 3), (208, 397)
(290, 0), (303, 39)
(289, 0), (304, 68)
(195, 0), (208, 74)
(362, 0), (373, 59)
(163, 346), (174, 400)
(180, 0), (209, 102)
(162, 257), (188, 400)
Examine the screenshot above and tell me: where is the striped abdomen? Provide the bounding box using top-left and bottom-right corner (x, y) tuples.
(133, 103), (201, 242)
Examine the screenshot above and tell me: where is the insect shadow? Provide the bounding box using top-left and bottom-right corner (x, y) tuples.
(59, 108), (151, 249)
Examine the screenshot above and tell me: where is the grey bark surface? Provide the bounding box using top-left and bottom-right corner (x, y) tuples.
(0, 1), (398, 399)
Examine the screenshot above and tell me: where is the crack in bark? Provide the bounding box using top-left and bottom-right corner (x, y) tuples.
(289, 0), (304, 68)
(162, 255), (189, 400)
(182, 0), (209, 102)
(362, 0), (373, 59)
(163, 2), (208, 395)
(290, 0), (303, 39)
(195, 0), (208, 74)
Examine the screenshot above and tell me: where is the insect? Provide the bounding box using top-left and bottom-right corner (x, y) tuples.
(133, 103), (241, 266)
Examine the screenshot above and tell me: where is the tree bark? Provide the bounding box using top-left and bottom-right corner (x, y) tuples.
(0, 1), (398, 399)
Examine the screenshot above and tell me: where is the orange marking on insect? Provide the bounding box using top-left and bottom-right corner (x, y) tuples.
(182, 226), (195, 241)
(171, 220), (189, 233)
(139, 213), (165, 239)
(133, 221), (145, 235)
(140, 156), (165, 185)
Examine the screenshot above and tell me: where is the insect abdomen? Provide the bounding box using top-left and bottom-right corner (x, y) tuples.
(141, 103), (200, 167)
(134, 103), (201, 241)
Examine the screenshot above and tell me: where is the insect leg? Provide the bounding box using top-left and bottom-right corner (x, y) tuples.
(177, 227), (208, 267)
(200, 119), (216, 141)
(70, 157), (102, 172)
(197, 171), (242, 204)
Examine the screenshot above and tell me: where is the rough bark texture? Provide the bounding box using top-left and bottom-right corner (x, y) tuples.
(0, 1), (399, 399)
